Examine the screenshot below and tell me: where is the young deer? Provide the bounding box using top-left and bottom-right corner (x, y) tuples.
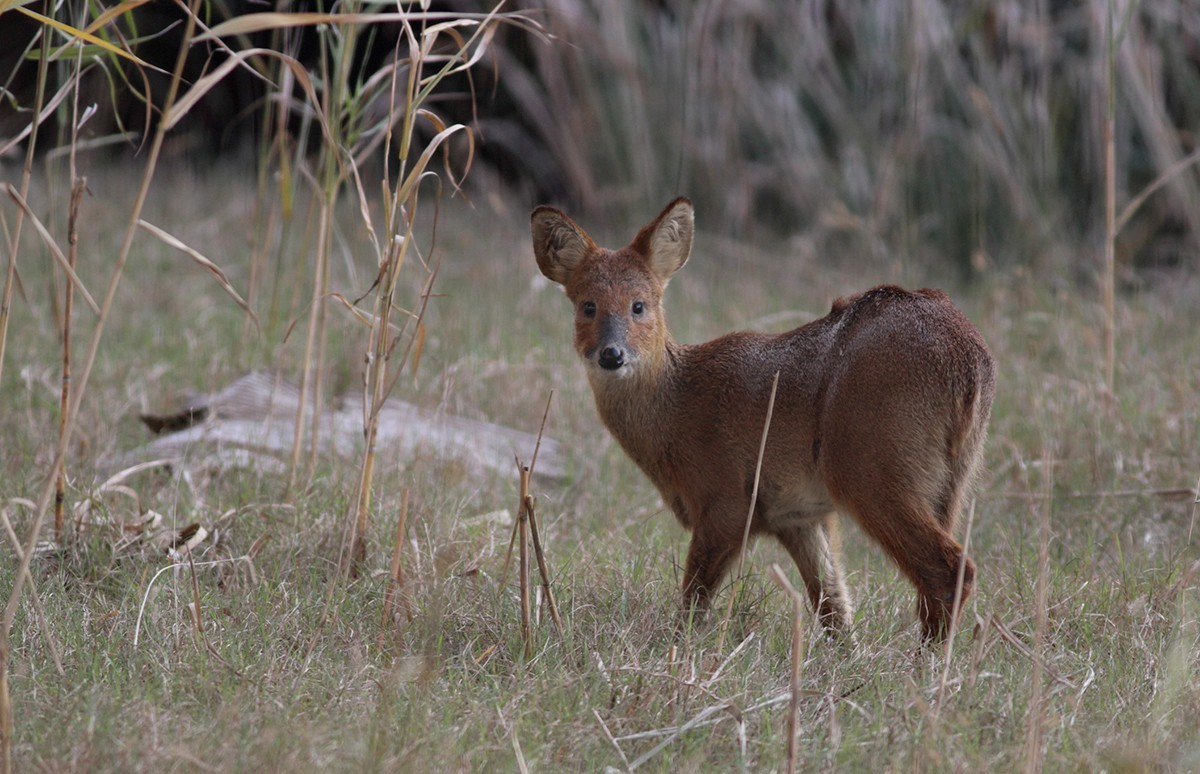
(531, 197), (995, 641)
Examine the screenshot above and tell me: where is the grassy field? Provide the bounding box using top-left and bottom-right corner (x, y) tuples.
(3, 161), (1199, 771)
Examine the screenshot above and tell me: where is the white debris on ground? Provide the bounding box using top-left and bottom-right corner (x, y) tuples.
(106, 371), (567, 481)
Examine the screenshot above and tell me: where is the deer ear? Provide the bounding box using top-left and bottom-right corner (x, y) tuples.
(531, 206), (595, 286)
(634, 197), (693, 283)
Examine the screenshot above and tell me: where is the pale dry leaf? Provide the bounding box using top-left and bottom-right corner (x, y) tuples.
(137, 219), (260, 333)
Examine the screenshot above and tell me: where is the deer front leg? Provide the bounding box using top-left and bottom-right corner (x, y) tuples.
(681, 527), (739, 615)
(775, 514), (854, 634)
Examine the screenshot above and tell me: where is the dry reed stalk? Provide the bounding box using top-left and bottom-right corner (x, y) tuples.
(518, 463), (533, 659)
(186, 548), (206, 650)
(341, 240), (439, 578)
(524, 490), (563, 635)
(54, 178), (86, 542)
(768, 563), (807, 774)
(54, 30), (89, 543)
(523, 392), (562, 633)
(381, 488), (411, 629)
(337, 4), (503, 577)
(243, 52), (296, 348)
(291, 11), (361, 490)
(1102, 0), (1117, 396)
(499, 391), (554, 589)
(509, 432), (564, 656)
(717, 370), (780, 653)
(1188, 475), (1199, 545)
(287, 197), (331, 492)
(593, 709), (632, 770)
(0, 3), (202, 770)
(306, 239), (332, 482)
(1023, 448), (1054, 774)
(936, 499), (977, 706)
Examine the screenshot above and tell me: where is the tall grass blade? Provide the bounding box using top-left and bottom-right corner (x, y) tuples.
(136, 220), (260, 332)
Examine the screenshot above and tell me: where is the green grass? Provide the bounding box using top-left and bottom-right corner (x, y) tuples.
(3, 161), (1199, 771)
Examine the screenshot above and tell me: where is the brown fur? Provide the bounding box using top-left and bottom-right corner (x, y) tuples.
(531, 198), (996, 641)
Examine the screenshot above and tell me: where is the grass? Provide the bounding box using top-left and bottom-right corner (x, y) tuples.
(2, 160), (1198, 770)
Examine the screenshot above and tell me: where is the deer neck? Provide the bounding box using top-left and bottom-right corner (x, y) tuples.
(588, 338), (683, 467)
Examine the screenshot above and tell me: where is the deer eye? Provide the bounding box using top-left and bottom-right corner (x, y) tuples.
(631, 301), (645, 316)
(581, 301), (596, 318)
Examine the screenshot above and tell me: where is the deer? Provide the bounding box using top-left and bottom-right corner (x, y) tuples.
(531, 197), (995, 642)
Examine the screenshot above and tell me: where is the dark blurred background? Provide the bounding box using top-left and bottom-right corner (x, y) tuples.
(3, 0), (1198, 278)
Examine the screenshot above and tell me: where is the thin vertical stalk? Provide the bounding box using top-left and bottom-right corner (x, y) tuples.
(381, 487), (411, 629)
(55, 179), (85, 541)
(55, 19), (88, 543)
(1102, 0), (1117, 395)
(518, 464), (533, 660)
(525, 490), (562, 635)
(769, 564), (807, 774)
(717, 370), (780, 652)
(343, 19), (417, 575)
(1023, 449), (1054, 774)
(1, 4), (202, 771)
(289, 13), (357, 490)
(342, 231), (397, 575)
(289, 185), (333, 491)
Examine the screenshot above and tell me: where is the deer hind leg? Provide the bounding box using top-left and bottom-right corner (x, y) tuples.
(774, 514), (853, 633)
(837, 491), (973, 642)
(934, 396), (990, 533)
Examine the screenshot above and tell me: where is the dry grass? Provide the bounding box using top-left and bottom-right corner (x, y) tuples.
(1, 1), (1198, 769)
(0, 162), (1198, 770)
(495, 0), (1200, 278)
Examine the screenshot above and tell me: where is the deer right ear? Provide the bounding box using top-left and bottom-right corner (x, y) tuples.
(633, 197), (693, 283)
(531, 206), (595, 286)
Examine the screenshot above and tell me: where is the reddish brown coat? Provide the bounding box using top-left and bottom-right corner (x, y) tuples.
(532, 198), (995, 641)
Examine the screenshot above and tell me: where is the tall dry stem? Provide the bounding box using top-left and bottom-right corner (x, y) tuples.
(1102, 0), (1118, 395)
(1, 3), (203, 769)
(518, 464), (533, 659)
(381, 487), (411, 631)
(717, 370), (780, 652)
(769, 564), (807, 774)
(1023, 449), (1055, 773)
(54, 178), (86, 541)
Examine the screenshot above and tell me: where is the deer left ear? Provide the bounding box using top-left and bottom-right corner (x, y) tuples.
(633, 197), (693, 283)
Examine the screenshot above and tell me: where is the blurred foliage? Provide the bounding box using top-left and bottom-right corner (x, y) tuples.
(3, 0), (1198, 276)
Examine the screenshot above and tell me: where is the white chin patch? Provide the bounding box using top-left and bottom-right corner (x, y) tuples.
(589, 361), (635, 379)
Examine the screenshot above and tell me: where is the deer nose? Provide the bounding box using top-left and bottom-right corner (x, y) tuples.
(598, 346), (625, 370)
